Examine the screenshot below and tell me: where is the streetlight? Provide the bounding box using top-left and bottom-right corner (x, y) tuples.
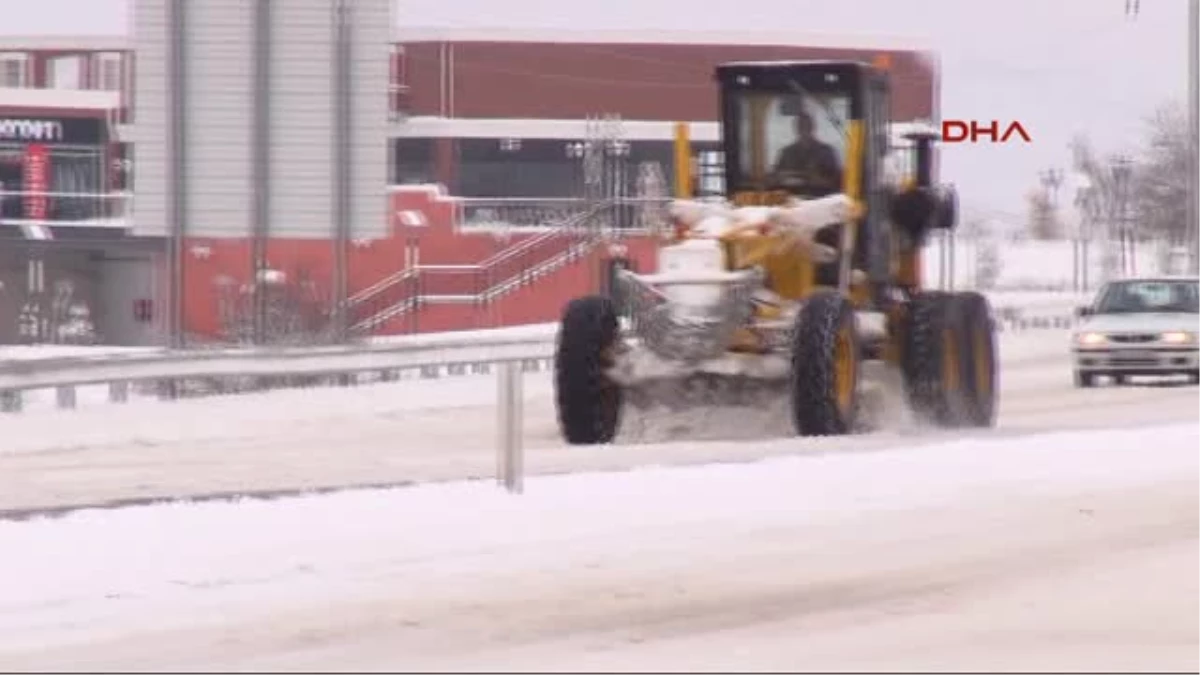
(1073, 174), (1097, 290)
(1039, 168), (1064, 209)
(1111, 155), (1134, 276)
(605, 139), (631, 229)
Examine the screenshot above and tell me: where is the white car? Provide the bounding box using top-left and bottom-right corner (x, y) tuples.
(1072, 276), (1200, 387)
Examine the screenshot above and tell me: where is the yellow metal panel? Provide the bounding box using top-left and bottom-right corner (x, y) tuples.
(843, 120), (864, 202)
(673, 121), (692, 198)
(731, 190), (791, 207)
(841, 120), (866, 303)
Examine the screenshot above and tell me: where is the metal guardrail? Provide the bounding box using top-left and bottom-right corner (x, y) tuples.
(0, 304), (1079, 404)
(1, 324), (554, 493)
(0, 300), (1081, 495)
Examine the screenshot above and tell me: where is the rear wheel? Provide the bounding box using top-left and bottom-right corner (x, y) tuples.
(902, 291), (992, 427)
(555, 296), (623, 444)
(790, 290), (861, 436)
(956, 292), (998, 427)
(1074, 370), (1096, 388)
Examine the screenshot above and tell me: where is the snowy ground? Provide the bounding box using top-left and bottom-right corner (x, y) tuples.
(0, 422), (1194, 671)
(1, 327), (1157, 515)
(0, 312), (1196, 671)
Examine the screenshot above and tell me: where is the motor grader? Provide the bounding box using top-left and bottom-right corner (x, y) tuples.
(554, 59), (997, 444)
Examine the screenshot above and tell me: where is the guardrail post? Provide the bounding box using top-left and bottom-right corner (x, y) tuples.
(496, 360), (524, 494)
(108, 381), (130, 403)
(0, 390), (22, 413)
(56, 385), (77, 410)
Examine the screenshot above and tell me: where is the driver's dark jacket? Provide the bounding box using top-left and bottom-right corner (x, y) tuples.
(773, 140), (843, 193)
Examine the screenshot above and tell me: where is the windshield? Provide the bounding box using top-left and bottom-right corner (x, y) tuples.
(1093, 279), (1200, 314)
(729, 90), (851, 197)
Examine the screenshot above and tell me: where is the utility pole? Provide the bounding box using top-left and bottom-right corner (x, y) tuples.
(1040, 168), (1067, 287)
(1188, 0), (1199, 273)
(1112, 155), (1134, 276)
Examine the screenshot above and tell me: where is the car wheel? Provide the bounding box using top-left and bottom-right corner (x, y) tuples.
(1074, 370), (1095, 388)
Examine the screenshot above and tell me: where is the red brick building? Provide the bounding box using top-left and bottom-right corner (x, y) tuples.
(389, 27), (937, 196)
(0, 28), (937, 343)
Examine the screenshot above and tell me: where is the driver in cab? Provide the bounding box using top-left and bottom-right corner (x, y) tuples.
(772, 110), (843, 195)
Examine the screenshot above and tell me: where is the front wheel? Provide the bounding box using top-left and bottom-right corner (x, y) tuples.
(554, 296), (623, 445)
(790, 290), (862, 436)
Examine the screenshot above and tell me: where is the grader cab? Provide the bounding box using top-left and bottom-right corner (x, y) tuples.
(554, 59), (997, 444)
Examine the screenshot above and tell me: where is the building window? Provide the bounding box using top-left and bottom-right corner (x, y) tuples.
(0, 53), (27, 87)
(392, 138), (435, 185)
(46, 55), (83, 90)
(97, 52), (123, 91)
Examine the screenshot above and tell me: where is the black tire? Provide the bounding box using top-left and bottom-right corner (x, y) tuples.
(790, 290), (861, 436)
(901, 291), (972, 427)
(1188, 370), (1199, 385)
(1112, 374), (1128, 386)
(554, 296), (623, 445)
(955, 291), (999, 427)
(1074, 370), (1096, 388)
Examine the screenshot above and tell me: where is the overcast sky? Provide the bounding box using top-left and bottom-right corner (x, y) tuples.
(4, 0), (1193, 220)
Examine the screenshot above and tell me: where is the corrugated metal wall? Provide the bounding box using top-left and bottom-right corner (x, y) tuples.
(186, 0), (254, 237)
(267, 1), (334, 238)
(129, 0), (170, 238)
(131, 0), (391, 240)
(346, 0), (391, 241)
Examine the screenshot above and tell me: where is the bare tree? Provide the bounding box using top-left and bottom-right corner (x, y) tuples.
(1071, 103), (1189, 243)
(1025, 188), (1063, 239)
(1131, 102), (1190, 242)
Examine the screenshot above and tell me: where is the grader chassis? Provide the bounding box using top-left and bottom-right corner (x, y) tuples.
(554, 59), (997, 444)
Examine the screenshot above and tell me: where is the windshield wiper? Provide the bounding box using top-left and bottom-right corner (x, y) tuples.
(785, 77), (847, 140)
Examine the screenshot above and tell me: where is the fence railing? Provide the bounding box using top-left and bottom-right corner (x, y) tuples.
(0, 190), (132, 227)
(454, 196), (670, 233)
(456, 197), (588, 230)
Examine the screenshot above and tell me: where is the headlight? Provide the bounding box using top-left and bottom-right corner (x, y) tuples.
(1074, 332), (1107, 347)
(1160, 331), (1197, 345)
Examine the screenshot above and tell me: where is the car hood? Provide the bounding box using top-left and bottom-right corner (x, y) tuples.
(1078, 312), (1199, 334)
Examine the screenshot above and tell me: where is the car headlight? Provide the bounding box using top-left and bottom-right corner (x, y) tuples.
(1074, 332), (1107, 347)
(1160, 331), (1197, 345)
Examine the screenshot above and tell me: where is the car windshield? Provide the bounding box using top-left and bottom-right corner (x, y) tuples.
(1092, 279), (1200, 314)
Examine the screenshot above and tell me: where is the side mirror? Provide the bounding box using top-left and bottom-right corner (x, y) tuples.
(1075, 306), (1093, 318)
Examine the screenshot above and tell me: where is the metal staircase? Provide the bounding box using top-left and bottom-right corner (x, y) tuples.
(344, 203), (615, 335)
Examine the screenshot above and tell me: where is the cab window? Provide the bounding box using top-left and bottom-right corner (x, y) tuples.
(730, 91), (850, 197)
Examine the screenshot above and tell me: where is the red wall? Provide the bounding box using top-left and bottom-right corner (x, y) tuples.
(176, 185), (658, 339)
(401, 41), (937, 122)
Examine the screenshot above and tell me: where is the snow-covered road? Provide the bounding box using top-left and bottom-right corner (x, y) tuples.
(0, 326), (1080, 509)
(2, 329), (1196, 515)
(0, 423), (1195, 671)
(0, 325), (1196, 671)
